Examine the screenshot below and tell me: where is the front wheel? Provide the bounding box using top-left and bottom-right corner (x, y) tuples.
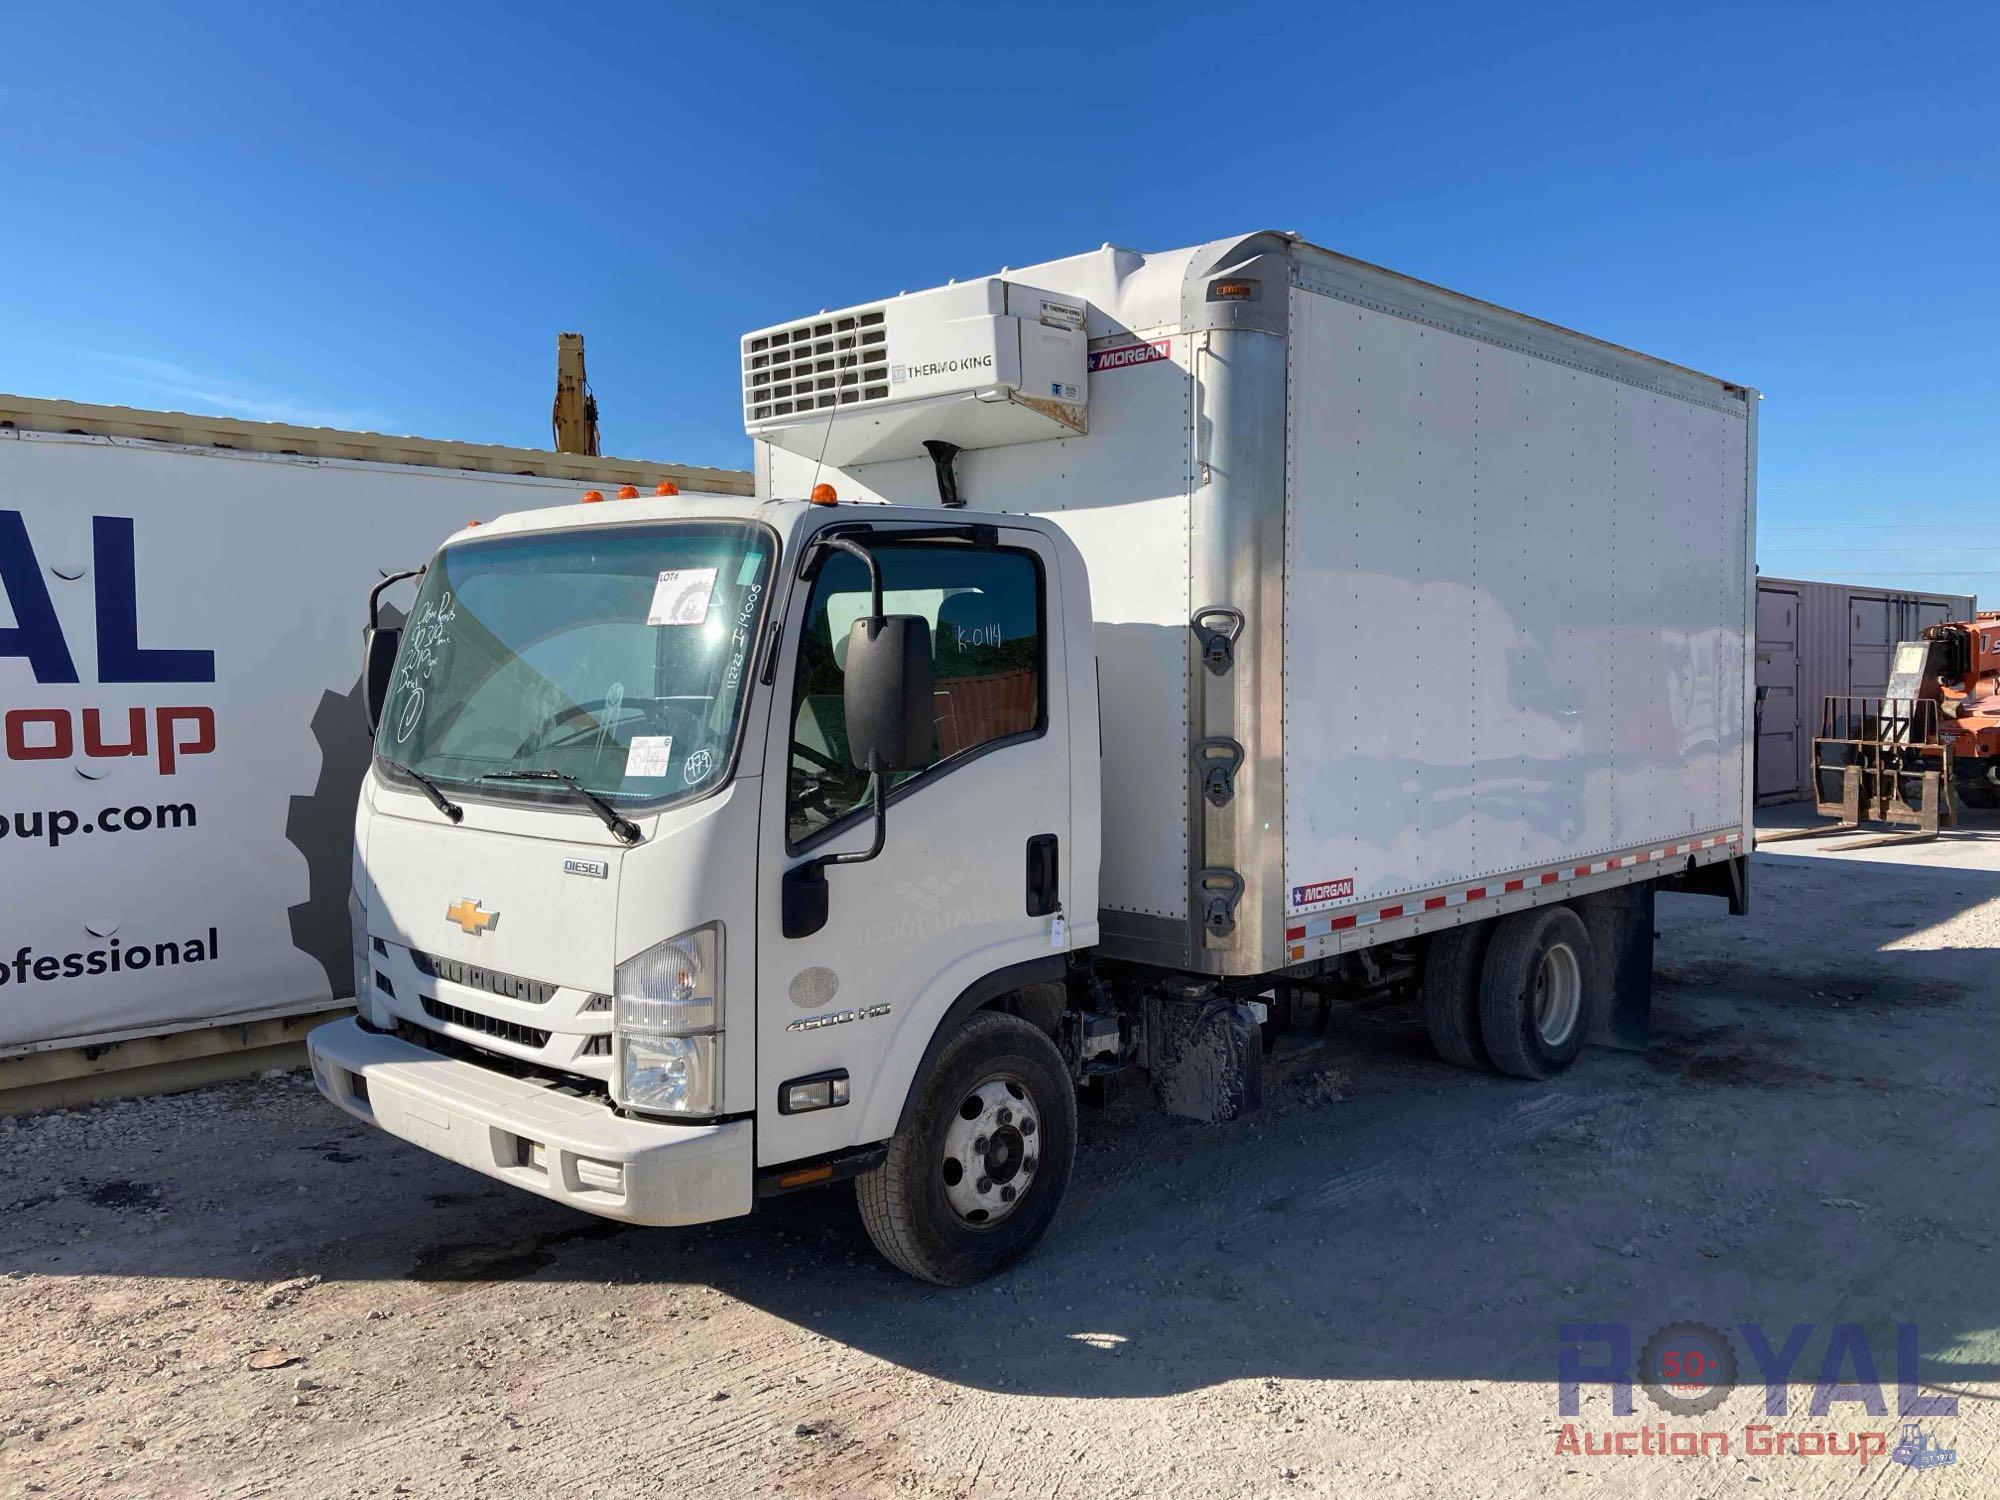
(857, 1010), (1077, 1285)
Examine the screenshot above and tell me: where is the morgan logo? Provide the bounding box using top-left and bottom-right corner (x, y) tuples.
(1291, 878), (1354, 909)
(1088, 339), (1171, 373)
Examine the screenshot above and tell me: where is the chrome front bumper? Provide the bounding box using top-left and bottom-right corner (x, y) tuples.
(307, 1017), (751, 1226)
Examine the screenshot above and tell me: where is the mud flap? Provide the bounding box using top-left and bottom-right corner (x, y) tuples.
(1571, 883), (1655, 1052)
(1666, 853), (1749, 915)
(1144, 989), (1264, 1122)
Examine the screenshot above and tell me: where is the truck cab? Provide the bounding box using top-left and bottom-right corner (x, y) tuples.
(311, 490), (1102, 1282)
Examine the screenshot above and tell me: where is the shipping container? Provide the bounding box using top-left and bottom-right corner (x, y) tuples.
(753, 233), (1758, 974)
(1754, 575), (1975, 804)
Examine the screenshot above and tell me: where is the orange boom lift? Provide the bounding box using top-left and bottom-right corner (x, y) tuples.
(1930, 610), (2000, 809)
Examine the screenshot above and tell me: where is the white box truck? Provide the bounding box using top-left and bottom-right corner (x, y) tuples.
(310, 231), (1756, 1284)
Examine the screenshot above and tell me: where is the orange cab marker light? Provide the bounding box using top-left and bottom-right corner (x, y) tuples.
(616, 484), (639, 499)
(466, 518), (481, 527)
(655, 482), (680, 496)
(809, 483), (838, 506)
(580, 490), (605, 504)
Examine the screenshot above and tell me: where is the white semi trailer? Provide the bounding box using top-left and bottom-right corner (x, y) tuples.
(0, 396), (746, 1084)
(310, 232), (1756, 1284)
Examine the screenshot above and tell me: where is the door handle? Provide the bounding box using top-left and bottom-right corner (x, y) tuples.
(1025, 834), (1060, 918)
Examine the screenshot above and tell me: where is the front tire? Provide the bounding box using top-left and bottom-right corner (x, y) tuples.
(857, 1010), (1077, 1285)
(1478, 906), (1596, 1080)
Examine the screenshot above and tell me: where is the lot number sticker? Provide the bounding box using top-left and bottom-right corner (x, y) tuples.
(648, 568), (718, 626)
(626, 735), (674, 778)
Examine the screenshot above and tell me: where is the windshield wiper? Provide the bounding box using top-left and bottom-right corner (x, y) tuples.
(477, 769), (642, 844)
(383, 759), (463, 824)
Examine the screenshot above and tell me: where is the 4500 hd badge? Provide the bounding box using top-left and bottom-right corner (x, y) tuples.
(786, 1004), (891, 1033)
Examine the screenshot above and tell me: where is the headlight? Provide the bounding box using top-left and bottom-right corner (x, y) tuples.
(614, 924), (722, 1116)
(614, 926), (719, 1032)
(618, 1032), (721, 1118)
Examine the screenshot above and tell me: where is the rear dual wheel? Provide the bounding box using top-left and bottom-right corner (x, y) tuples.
(1418, 922), (1492, 1071)
(1421, 905), (1597, 1080)
(1479, 906), (1593, 1079)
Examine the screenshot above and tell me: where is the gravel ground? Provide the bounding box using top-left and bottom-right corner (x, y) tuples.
(2, 812), (1996, 1499)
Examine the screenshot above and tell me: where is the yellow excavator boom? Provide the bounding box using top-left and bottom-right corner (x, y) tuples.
(552, 331), (601, 456)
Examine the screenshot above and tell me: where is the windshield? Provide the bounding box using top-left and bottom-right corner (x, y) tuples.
(376, 521), (776, 809)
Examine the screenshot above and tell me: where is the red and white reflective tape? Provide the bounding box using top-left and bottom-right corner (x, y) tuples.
(1283, 830), (1742, 949)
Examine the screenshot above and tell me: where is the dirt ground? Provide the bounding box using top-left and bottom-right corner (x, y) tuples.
(3, 811), (1996, 1499)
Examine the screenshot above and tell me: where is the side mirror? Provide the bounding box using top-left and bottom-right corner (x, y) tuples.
(842, 616), (934, 772)
(363, 626), (401, 733)
(783, 616), (932, 941)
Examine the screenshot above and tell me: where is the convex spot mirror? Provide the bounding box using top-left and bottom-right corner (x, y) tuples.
(842, 616), (934, 772)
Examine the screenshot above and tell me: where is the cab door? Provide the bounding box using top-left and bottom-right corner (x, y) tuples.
(754, 523), (1071, 1166)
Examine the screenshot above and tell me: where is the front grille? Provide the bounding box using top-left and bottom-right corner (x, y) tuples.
(421, 997), (551, 1050)
(578, 1034), (612, 1057)
(410, 949), (556, 1005)
(394, 1020), (609, 1102)
(744, 309), (889, 423)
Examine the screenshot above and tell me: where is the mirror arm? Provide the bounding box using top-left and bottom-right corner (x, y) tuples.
(794, 530), (892, 879)
(782, 774), (888, 939)
(815, 537), (884, 619)
(823, 771), (888, 868)
(364, 566), (424, 734)
(369, 565), (425, 630)
(779, 534), (909, 941)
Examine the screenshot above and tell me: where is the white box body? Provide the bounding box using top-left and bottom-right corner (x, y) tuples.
(757, 232), (1758, 975)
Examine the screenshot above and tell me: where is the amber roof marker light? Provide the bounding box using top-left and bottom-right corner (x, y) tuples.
(809, 483), (838, 506)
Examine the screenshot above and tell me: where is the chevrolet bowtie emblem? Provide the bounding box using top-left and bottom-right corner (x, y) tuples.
(446, 898), (499, 936)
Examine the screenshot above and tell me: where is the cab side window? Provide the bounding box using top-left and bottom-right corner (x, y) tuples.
(787, 544), (1043, 846)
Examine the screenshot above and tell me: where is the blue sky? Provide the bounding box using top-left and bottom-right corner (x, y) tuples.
(2, 2), (1993, 603)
